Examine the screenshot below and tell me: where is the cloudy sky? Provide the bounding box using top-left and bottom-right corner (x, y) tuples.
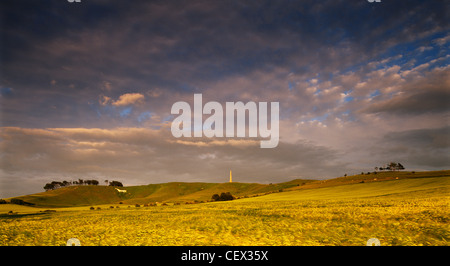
(1, 0), (449, 197)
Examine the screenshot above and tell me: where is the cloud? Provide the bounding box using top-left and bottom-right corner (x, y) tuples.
(361, 66), (450, 116)
(374, 126), (450, 168)
(99, 95), (111, 106)
(0, 126), (344, 197)
(0, 87), (13, 97)
(112, 93), (145, 107)
(433, 34), (450, 46)
(1, 0), (449, 197)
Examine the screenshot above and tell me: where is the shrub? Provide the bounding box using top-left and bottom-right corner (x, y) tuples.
(211, 194), (220, 201)
(10, 198), (35, 206)
(211, 192), (234, 201)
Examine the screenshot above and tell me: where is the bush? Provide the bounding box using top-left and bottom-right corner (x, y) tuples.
(211, 194), (220, 201)
(109, 181), (123, 187)
(211, 192), (234, 201)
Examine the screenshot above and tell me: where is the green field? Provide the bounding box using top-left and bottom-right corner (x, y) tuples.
(0, 171), (449, 246)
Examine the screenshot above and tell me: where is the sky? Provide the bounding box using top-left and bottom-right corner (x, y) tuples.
(0, 0), (449, 198)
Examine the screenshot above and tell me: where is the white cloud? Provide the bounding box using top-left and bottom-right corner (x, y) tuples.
(112, 93), (145, 106)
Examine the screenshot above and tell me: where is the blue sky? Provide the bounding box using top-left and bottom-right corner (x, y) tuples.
(0, 0), (449, 197)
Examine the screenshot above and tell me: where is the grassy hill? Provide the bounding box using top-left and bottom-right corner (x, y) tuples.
(7, 179), (314, 207)
(6, 170), (449, 208)
(239, 175), (449, 202)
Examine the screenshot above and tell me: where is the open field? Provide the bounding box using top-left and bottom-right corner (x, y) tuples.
(0, 171), (449, 246)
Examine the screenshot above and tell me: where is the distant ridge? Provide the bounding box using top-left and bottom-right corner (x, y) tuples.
(6, 170), (450, 208)
(7, 179), (314, 207)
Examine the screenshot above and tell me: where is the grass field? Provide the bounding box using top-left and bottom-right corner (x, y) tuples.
(0, 171), (449, 246)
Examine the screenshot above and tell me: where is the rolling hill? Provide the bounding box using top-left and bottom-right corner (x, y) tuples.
(7, 178), (315, 207)
(5, 170), (450, 208)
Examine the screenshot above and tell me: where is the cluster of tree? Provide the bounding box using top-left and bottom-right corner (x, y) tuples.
(44, 179), (99, 191)
(0, 199), (7, 204)
(375, 162), (405, 171)
(108, 181), (123, 187)
(43, 179), (123, 191)
(211, 192), (234, 201)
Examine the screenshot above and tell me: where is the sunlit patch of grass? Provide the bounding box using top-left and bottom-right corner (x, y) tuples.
(1, 177), (448, 246)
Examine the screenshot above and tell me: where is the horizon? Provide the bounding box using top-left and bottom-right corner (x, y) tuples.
(1, 0), (449, 198)
(6, 169), (449, 198)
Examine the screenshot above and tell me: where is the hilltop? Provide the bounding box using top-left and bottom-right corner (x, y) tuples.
(5, 170), (450, 208)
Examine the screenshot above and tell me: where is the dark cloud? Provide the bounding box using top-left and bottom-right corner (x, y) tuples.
(363, 88), (450, 115)
(374, 126), (450, 168)
(384, 126), (450, 149)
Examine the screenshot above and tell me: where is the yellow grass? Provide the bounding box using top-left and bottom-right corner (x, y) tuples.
(1, 176), (448, 246)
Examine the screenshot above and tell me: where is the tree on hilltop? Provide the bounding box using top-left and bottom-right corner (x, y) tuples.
(109, 181), (123, 187)
(376, 162), (405, 171)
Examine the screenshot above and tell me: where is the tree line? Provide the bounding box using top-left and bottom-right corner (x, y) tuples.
(44, 179), (123, 191)
(375, 162), (405, 171)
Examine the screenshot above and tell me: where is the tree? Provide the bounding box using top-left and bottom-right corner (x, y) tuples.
(211, 194), (220, 201)
(44, 183), (55, 191)
(388, 162), (398, 171)
(211, 192), (234, 201)
(50, 181), (63, 189)
(377, 162), (405, 171)
(109, 181), (123, 187)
